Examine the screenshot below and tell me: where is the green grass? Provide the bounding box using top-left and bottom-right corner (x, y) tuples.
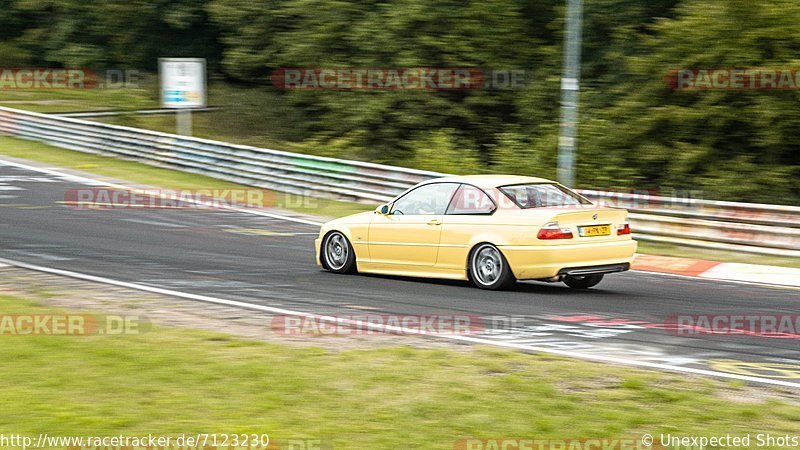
(637, 241), (800, 269)
(0, 79), (311, 152)
(0, 136), (371, 219)
(1, 295), (799, 449)
(94, 82), (315, 153)
(98, 110), (304, 153)
(0, 78), (158, 113)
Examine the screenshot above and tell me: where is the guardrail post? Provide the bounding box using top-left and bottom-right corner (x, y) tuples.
(176, 110), (193, 136)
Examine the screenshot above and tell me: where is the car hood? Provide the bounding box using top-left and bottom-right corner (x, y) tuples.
(323, 210), (374, 227)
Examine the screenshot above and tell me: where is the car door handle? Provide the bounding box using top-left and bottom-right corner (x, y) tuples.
(427, 219), (442, 226)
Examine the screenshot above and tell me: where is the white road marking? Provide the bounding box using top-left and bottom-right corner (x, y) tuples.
(3, 250), (72, 261)
(0, 176), (60, 183)
(632, 269), (800, 291)
(1, 256), (799, 389)
(0, 160), (106, 185)
(700, 263), (800, 288)
(119, 218), (188, 228)
(0, 158), (323, 227)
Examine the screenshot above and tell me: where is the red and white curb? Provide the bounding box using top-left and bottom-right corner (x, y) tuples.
(633, 254), (800, 289)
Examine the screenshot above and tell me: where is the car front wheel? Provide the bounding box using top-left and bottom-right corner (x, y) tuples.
(469, 244), (515, 290)
(322, 231), (357, 274)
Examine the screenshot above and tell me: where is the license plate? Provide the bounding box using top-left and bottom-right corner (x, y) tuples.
(578, 225), (611, 237)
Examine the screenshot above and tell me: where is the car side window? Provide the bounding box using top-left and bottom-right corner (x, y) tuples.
(391, 183), (459, 215)
(446, 184), (496, 215)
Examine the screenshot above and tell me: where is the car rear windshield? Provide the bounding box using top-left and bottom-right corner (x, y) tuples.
(499, 183), (591, 209)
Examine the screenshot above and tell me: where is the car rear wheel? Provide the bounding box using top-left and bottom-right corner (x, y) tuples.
(322, 231), (356, 274)
(469, 244), (515, 290)
(563, 274), (604, 289)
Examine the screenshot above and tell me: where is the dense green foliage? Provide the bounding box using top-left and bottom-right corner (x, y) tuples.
(0, 0), (219, 70)
(1, 0), (798, 204)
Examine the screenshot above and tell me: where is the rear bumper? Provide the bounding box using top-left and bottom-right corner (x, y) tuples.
(500, 239), (637, 280)
(558, 263), (630, 276)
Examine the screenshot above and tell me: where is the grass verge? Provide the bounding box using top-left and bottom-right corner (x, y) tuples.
(0, 82), (158, 113)
(0, 136), (371, 219)
(0, 80), (309, 152)
(1, 294), (799, 449)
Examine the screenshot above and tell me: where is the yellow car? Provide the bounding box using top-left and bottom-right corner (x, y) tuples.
(315, 175), (637, 290)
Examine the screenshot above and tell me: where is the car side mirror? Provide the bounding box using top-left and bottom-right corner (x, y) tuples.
(376, 204), (390, 215)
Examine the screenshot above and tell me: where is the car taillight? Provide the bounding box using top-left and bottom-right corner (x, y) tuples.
(537, 222), (573, 240)
(617, 223), (631, 235)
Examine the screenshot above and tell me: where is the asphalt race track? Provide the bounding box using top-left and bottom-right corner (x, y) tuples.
(1, 157), (799, 386)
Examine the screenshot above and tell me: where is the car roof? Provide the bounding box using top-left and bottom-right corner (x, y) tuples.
(423, 175), (556, 189)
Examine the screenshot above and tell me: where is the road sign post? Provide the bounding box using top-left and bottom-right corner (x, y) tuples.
(159, 58), (207, 136)
(557, 0), (583, 188)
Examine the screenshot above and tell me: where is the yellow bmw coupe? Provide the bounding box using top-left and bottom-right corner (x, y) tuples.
(315, 175), (637, 290)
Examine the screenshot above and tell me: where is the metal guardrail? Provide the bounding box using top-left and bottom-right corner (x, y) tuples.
(0, 106), (440, 203)
(578, 191), (800, 257)
(1, 106), (798, 257)
(54, 107), (222, 118)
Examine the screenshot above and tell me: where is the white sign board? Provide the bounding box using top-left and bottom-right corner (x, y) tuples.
(159, 58), (206, 108)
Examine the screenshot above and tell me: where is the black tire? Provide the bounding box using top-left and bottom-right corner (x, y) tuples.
(563, 274), (604, 289)
(468, 243), (516, 290)
(321, 231), (357, 274)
